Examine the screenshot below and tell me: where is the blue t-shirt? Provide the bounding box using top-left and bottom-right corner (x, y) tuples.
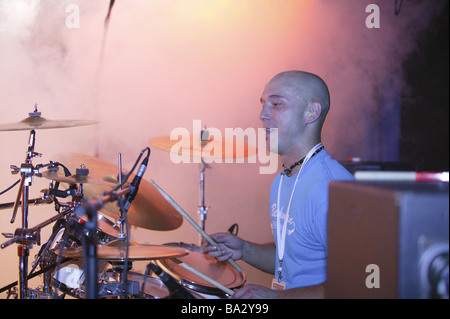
(270, 149), (353, 288)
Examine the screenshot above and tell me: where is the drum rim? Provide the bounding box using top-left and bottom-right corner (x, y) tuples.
(156, 242), (246, 296)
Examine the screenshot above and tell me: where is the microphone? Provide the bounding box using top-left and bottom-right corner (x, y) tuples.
(122, 155), (149, 212)
(149, 264), (195, 299)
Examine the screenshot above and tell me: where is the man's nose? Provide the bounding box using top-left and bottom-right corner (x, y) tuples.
(260, 104), (271, 122)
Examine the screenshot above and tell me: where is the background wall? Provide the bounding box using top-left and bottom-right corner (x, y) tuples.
(0, 0), (448, 298)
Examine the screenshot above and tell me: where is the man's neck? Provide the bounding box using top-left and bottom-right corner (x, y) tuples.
(281, 140), (322, 176)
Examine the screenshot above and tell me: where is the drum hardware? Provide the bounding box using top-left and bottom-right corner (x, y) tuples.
(71, 185), (132, 299)
(40, 164), (118, 186)
(97, 260), (139, 298)
(1, 107), (251, 299)
(198, 157), (210, 245)
(6, 128), (41, 298)
(127, 270), (171, 299)
(51, 152), (183, 231)
(157, 243), (246, 298)
(61, 241), (189, 261)
(147, 263), (196, 299)
(15, 148), (180, 299)
(1, 193), (90, 298)
(0, 254), (73, 296)
(149, 127), (256, 245)
(65, 147), (154, 298)
(96, 280), (140, 299)
(150, 179), (243, 274)
(1, 205), (76, 292)
(0, 104), (98, 132)
(170, 259), (234, 296)
(0, 197), (53, 210)
(0, 107), (97, 299)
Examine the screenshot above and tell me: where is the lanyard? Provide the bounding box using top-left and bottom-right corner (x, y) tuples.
(275, 143), (323, 282)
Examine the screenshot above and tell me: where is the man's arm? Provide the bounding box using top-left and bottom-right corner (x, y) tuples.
(206, 232), (276, 274)
(241, 240), (276, 274)
(232, 282), (326, 299)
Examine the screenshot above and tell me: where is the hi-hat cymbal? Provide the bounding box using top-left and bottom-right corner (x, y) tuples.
(149, 133), (258, 159)
(0, 109), (97, 131)
(52, 153), (183, 231)
(61, 240), (189, 261)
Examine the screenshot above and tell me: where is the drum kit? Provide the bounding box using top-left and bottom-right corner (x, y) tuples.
(0, 106), (253, 299)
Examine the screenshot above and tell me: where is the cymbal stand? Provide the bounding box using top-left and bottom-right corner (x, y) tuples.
(77, 187), (132, 299)
(116, 153), (131, 298)
(8, 128), (41, 299)
(2, 205), (75, 296)
(197, 127), (211, 246)
(117, 153), (126, 239)
(197, 158), (210, 246)
(98, 153), (134, 299)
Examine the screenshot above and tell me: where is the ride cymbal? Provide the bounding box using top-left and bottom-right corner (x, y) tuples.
(149, 133), (257, 159)
(61, 241), (189, 261)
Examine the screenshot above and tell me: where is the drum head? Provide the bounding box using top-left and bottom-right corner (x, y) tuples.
(156, 243), (246, 296)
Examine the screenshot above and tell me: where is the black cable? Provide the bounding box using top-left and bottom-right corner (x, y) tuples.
(141, 263), (154, 298)
(111, 147), (151, 192)
(0, 179), (21, 196)
(53, 219), (74, 292)
(50, 162), (72, 177)
(228, 223), (239, 236)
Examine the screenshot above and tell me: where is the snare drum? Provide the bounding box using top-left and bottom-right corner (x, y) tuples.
(156, 243), (246, 298)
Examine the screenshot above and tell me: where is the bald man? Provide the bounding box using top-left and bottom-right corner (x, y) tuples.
(206, 71), (353, 298)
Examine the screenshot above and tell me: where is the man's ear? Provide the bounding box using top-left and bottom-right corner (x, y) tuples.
(305, 101), (322, 123)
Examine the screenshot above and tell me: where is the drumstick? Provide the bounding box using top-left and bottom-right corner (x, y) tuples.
(172, 259), (234, 296)
(150, 180), (243, 274)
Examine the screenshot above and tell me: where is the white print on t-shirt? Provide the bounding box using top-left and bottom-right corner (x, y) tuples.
(271, 203), (295, 236)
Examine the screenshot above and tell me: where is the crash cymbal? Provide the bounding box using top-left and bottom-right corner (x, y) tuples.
(61, 240), (189, 261)
(149, 133), (257, 159)
(51, 153), (183, 231)
(40, 168), (117, 186)
(0, 108), (97, 131)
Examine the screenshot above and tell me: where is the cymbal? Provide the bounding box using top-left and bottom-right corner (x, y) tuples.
(40, 169), (117, 186)
(149, 134), (258, 159)
(51, 153), (183, 231)
(0, 110), (97, 131)
(61, 240), (189, 261)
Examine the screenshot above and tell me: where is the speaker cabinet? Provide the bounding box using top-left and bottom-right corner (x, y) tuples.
(326, 181), (449, 298)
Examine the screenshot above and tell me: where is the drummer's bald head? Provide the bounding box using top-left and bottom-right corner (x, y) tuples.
(271, 70), (330, 125)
